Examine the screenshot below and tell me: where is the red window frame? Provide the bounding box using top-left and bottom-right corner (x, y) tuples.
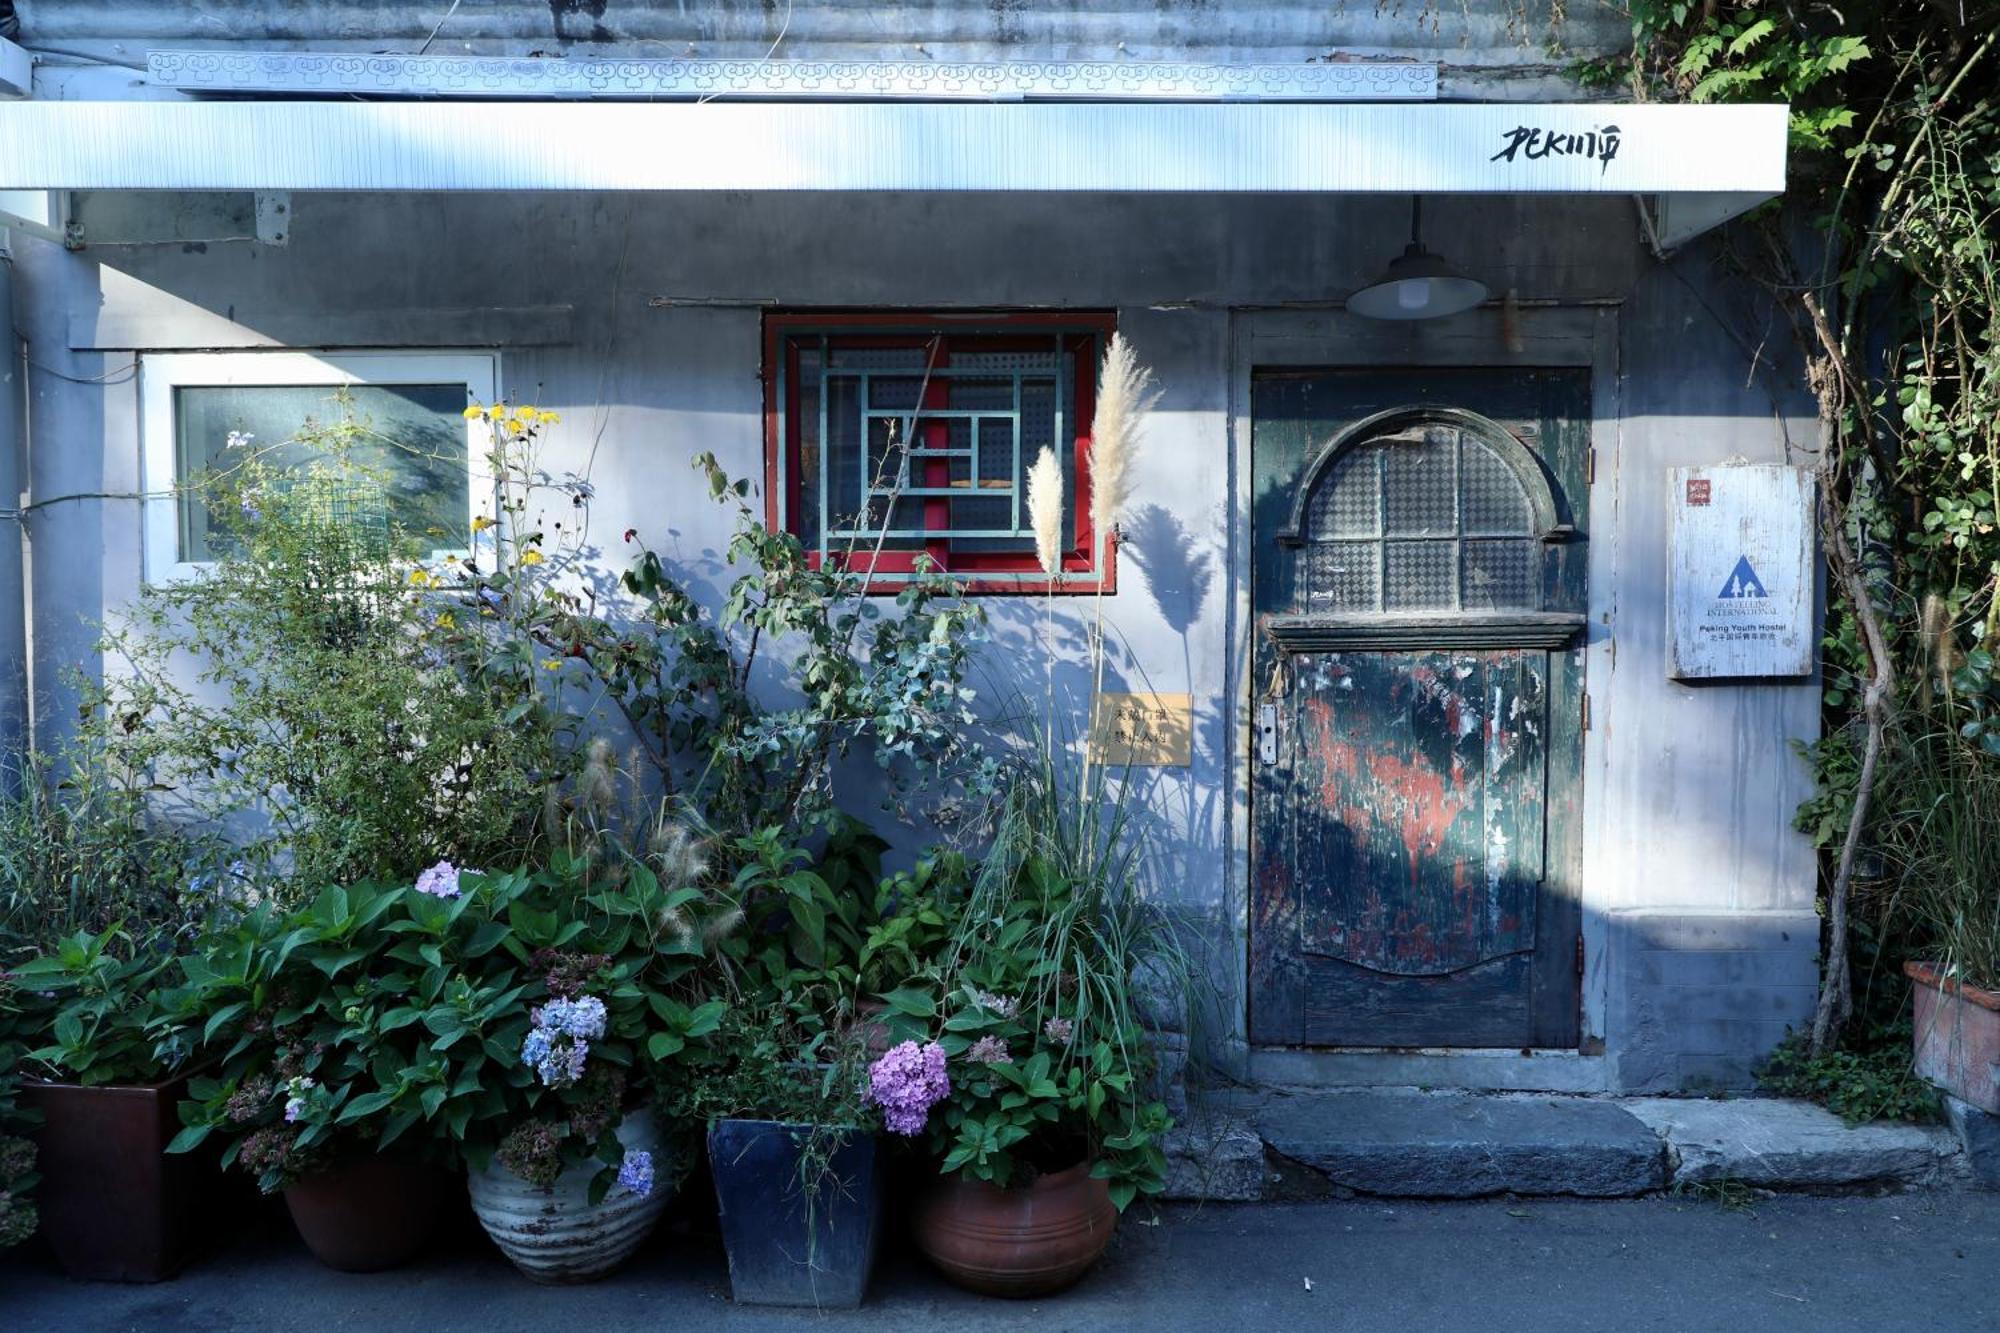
(762, 311), (1118, 594)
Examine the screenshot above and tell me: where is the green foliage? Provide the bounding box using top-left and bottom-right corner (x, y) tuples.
(1760, 1025), (1940, 1125)
(441, 403), (993, 840)
(90, 418), (559, 893)
(7, 926), (192, 1087)
(889, 749), (1192, 1211)
(0, 746), (219, 963)
(166, 860), (724, 1196)
(1870, 726), (2000, 991)
(0, 972), (41, 1249)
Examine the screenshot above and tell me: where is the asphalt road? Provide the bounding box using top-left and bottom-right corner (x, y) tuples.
(6, 1192), (1998, 1332)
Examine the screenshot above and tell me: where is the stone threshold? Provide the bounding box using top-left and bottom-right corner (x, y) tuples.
(1162, 1086), (1988, 1203)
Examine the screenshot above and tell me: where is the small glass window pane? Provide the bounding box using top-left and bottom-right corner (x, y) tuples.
(1461, 438), (1534, 534)
(1463, 539), (1537, 609)
(1308, 540), (1379, 611)
(1383, 438), (1457, 537)
(1306, 450), (1379, 539)
(175, 383), (469, 564)
(1384, 540), (1457, 610)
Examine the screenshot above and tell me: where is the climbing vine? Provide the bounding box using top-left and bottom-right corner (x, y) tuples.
(1601, 4), (2000, 1053)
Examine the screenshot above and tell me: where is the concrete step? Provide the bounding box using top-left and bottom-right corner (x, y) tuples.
(1159, 1088), (1975, 1203)
(1625, 1097), (1968, 1189)
(1253, 1088), (1666, 1198)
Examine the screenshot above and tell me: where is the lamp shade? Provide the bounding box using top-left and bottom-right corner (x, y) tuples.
(1346, 242), (1489, 321)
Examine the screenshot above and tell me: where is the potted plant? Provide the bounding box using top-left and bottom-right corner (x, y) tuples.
(167, 879), (470, 1272)
(436, 857), (723, 1284)
(882, 759), (1184, 1299)
(1875, 726), (2000, 1114)
(668, 999), (884, 1309)
(9, 927), (216, 1282)
(0, 975), (40, 1252)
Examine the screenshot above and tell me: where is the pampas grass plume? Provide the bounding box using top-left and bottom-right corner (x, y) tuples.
(1027, 445), (1064, 578)
(1088, 333), (1157, 542)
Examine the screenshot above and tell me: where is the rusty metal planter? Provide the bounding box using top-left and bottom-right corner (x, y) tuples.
(22, 1074), (215, 1281)
(1908, 961), (2000, 1115)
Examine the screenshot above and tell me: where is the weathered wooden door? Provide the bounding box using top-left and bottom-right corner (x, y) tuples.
(1249, 369), (1588, 1048)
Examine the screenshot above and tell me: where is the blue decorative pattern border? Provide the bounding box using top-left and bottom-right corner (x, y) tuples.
(147, 51), (1438, 103)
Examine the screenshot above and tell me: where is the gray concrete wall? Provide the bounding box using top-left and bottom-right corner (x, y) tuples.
(14, 1), (1625, 102)
(8, 186), (1821, 1090)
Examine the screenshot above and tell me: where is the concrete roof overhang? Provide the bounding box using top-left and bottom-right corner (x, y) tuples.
(0, 99), (1786, 249)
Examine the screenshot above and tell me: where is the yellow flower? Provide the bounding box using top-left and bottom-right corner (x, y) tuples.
(541, 411), (562, 425)
(542, 658), (563, 671)
(519, 549), (545, 566)
(461, 404), (483, 421)
(471, 515), (495, 533)
(408, 568), (433, 588)
(514, 405), (539, 423)
(435, 611), (457, 631)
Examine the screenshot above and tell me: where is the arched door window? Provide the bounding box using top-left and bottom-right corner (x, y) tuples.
(1281, 411), (1562, 617)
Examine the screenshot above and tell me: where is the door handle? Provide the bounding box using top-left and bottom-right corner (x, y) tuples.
(1256, 702), (1280, 766)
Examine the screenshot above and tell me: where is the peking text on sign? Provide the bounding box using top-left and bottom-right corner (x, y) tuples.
(1667, 465), (1815, 680)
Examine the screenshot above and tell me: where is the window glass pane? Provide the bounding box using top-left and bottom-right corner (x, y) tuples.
(1305, 449), (1379, 539)
(175, 383), (469, 564)
(1384, 539), (1457, 610)
(1382, 438), (1457, 537)
(1306, 540), (1379, 611)
(1461, 539), (1537, 609)
(1461, 438), (1534, 534)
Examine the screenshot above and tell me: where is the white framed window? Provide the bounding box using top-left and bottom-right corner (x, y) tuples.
(139, 350), (500, 581)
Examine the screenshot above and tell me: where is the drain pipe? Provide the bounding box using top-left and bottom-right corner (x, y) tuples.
(0, 230), (27, 768)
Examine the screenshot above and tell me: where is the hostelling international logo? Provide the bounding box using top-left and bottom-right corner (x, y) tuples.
(1491, 124), (1623, 174)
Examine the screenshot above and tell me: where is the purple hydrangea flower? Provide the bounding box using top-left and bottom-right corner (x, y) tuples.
(973, 990), (1018, 1018)
(414, 861), (461, 898)
(866, 1040), (950, 1136)
(967, 1035), (1012, 1065)
(1043, 1017), (1074, 1046)
(616, 1150), (655, 1198)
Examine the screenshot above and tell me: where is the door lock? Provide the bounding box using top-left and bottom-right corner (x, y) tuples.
(1256, 702), (1280, 765)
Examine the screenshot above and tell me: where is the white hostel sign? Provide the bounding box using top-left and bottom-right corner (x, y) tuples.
(1667, 465), (1815, 680)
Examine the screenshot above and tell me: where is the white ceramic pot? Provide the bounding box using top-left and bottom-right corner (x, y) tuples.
(467, 1109), (672, 1283)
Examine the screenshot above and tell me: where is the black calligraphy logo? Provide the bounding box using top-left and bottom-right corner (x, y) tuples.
(1491, 124), (1623, 175)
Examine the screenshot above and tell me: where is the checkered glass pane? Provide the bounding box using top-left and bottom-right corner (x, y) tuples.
(1383, 438), (1457, 537)
(1462, 438), (1534, 534)
(1308, 540), (1379, 610)
(1463, 539), (1537, 609)
(1384, 541), (1456, 610)
(1305, 450), (1379, 539)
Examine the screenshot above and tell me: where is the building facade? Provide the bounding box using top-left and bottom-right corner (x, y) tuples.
(0, 0), (1821, 1093)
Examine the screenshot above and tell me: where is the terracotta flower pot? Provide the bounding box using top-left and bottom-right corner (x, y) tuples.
(1906, 960), (2000, 1114)
(284, 1153), (450, 1272)
(912, 1161), (1118, 1298)
(23, 1074), (216, 1282)
(467, 1109), (671, 1284)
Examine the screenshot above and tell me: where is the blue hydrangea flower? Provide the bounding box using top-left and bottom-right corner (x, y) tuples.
(616, 1150), (654, 1198)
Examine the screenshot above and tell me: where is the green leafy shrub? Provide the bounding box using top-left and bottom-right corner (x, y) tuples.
(168, 858), (723, 1198)
(0, 746), (218, 962)
(1760, 1025), (1940, 1126)
(440, 403), (993, 841)
(8, 925), (194, 1087)
(91, 426), (559, 894)
(877, 750), (1193, 1211)
(0, 971), (39, 1249)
